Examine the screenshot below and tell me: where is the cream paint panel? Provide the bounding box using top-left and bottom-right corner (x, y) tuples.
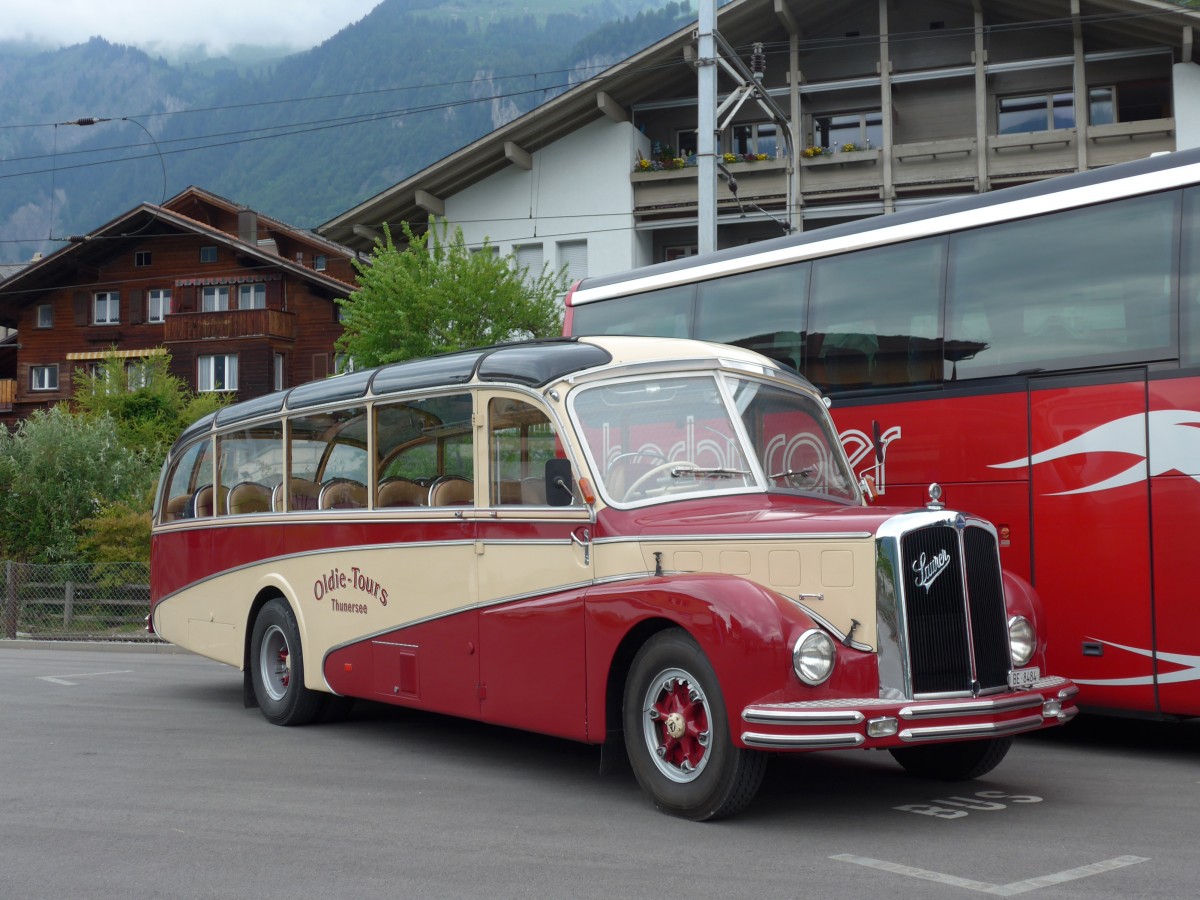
(627, 537), (878, 648)
(156, 542), (479, 689)
(477, 540), (591, 605)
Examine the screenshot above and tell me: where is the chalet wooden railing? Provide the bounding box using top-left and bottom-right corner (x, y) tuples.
(163, 308), (296, 343)
(0, 378), (15, 412)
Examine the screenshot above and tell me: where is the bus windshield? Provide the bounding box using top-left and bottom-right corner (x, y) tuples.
(569, 372), (858, 505)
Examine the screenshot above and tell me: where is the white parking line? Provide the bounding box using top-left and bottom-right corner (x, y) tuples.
(831, 854), (1150, 896)
(37, 669), (134, 686)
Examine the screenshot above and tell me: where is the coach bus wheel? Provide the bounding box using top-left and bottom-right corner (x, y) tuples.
(623, 629), (766, 820)
(889, 736), (1014, 781)
(250, 598), (323, 727)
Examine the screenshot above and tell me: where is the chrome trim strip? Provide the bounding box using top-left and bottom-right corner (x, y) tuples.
(594, 531), (873, 545)
(742, 707), (865, 725)
(792, 604), (874, 652)
(741, 731), (866, 750)
(898, 714), (1045, 743)
(899, 694), (1045, 720)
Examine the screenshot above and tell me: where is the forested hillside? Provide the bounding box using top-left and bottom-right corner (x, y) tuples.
(0, 0), (697, 262)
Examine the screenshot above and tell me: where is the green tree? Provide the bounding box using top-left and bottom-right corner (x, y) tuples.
(71, 350), (227, 457)
(335, 219), (566, 368)
(0, 408), (157, 563)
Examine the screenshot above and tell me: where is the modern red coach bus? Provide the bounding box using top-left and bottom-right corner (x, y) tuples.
(565, 147), (1200, 720)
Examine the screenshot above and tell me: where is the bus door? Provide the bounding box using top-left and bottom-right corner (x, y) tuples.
(475, 393), (594, 741)
(1024, 370), (1157, 714)
(1146, 374), (1200, 717)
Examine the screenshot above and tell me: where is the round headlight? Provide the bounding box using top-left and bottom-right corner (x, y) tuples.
(793, 629), (837, 686)
(1008, 615), (1036, 667)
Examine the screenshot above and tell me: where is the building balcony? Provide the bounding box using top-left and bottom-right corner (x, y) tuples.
(633, 156), (788, 215)
(163, 308), (296, 344)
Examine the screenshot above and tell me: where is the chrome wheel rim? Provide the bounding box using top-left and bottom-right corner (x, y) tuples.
(640, 666), (712, 783)
(259, 623), (291, 702)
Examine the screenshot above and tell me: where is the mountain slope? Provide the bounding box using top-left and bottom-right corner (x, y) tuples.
(0, 0), (698, 262)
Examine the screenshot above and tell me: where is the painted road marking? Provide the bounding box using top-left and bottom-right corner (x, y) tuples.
(37, 669), (133, 686)
(831, 854), (1149, 896)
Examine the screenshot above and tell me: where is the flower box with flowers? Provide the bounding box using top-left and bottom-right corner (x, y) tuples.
(800, 143), (880, 168)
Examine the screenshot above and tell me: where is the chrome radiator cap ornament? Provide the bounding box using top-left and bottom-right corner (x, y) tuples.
(926, 482), (945, 510)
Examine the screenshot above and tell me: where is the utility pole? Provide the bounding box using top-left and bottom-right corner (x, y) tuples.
(697, 0), (717, 254)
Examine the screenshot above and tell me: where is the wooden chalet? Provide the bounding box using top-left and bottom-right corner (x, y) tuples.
(0, 187), (361, 425)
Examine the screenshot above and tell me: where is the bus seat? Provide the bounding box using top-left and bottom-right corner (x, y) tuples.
(319, 479), (367, 510)
(189, 484), (228, 518)
(164, 494), (190, 521)
(521, 476), (547, 505)
(273, 477), (320, 512)
(378, 476), (425, 507)
(227, 482), (272, 515)
(495, 480), (525, 505)
(428, 475), (473, 506)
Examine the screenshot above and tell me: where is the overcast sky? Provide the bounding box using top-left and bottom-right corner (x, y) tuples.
(1, 0), (382, 55)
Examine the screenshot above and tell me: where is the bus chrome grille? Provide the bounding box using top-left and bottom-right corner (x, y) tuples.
(899, 522), (1010, 696)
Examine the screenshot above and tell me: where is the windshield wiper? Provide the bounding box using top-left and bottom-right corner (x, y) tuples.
(769, 467), (816, 481)
(671, 466), (751, 479)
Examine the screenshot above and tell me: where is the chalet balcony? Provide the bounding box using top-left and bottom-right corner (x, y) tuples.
(632, 156), (788, 216)
(163, 308), (296, 344)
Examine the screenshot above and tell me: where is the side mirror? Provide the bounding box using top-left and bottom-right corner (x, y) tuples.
(544, 458), (576, 507)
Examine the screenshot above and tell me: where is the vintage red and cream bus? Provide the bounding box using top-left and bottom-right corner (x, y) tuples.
(566, 148), (1200, 722)
(150, 336), (1077, 819)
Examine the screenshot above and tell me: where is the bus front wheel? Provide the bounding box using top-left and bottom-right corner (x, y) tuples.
(622, 629), (766, 820)
(250, 598), (322, 726)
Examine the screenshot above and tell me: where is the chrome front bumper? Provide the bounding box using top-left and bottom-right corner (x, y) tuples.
(740, 677), (1079, 750)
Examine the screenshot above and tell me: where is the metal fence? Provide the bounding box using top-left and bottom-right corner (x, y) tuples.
(2, 560), (159, 642)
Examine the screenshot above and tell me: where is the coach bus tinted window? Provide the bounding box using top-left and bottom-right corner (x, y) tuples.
(1179, 187), (1200, 368)
(946, 191), (1177, 379)
(808, 238), (944, 392)
(571, 284), (694, 337)
(695, 262), (808, 372)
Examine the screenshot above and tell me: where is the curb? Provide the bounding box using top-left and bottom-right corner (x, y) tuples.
(0, 638), (188, 654)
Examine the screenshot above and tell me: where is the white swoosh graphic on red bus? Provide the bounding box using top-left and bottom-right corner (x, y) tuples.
(989, 409), (1200, 495)
(1072, 639), (1200, 687)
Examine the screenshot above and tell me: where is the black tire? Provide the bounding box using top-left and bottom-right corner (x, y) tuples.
(250, 598), (323, 726)
(889, 736), (1013, 781)
(622, 629), (766, 820)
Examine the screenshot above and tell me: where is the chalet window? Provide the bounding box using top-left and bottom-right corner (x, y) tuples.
(200, 246), (218, 263)
(238, 283), (266, 310)
(314, 255), (327, 272)
(1089, 81), (1171, 125)
(274, 353), (285, 391)
(94, 291), (120, 324)
(998, 91), (1074, 134)
(334, 353), (356, 375)
(202, 286), (230, 312)
(198, 354), (238, 392)
(30, 365), (58, 392)
(127, 362), (151, 390)
(135, 251), (152, 267)
(148, 289), (171, 323)
(36, 304), (53, 328)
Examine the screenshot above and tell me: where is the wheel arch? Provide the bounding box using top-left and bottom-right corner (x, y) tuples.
(602, 616), (682, 751)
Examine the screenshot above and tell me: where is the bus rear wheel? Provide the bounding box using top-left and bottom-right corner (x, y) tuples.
(250, 598), (323, 726)
(622, 629), (766, 820)
(889, 736), (1013, 781)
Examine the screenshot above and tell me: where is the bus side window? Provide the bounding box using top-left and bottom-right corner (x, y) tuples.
(216, 422), (284, 516)
(696, 263), (807, 373)
(375, 394), (475, 507)
(159, 438), (212, 524)
(289, 407), (367, 512)
(487, 396), (571, 506)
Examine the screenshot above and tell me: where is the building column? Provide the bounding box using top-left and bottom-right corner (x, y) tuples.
(973, 0), (989, 192)
(1071, 0), (1089, 171)
(879, 0), (895, 214)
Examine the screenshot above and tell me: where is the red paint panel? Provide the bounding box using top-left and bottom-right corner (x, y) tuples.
(479, 592), (587, 740)
(325, 612), (480, 720)
(1027, 379), (1155, 714)
(1149, 371), (1200, 717)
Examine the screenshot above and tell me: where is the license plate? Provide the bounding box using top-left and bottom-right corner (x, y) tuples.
(1008, 666), (1041, 689)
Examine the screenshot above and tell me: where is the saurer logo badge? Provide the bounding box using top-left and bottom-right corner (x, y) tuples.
(913, 549), (952, 592)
